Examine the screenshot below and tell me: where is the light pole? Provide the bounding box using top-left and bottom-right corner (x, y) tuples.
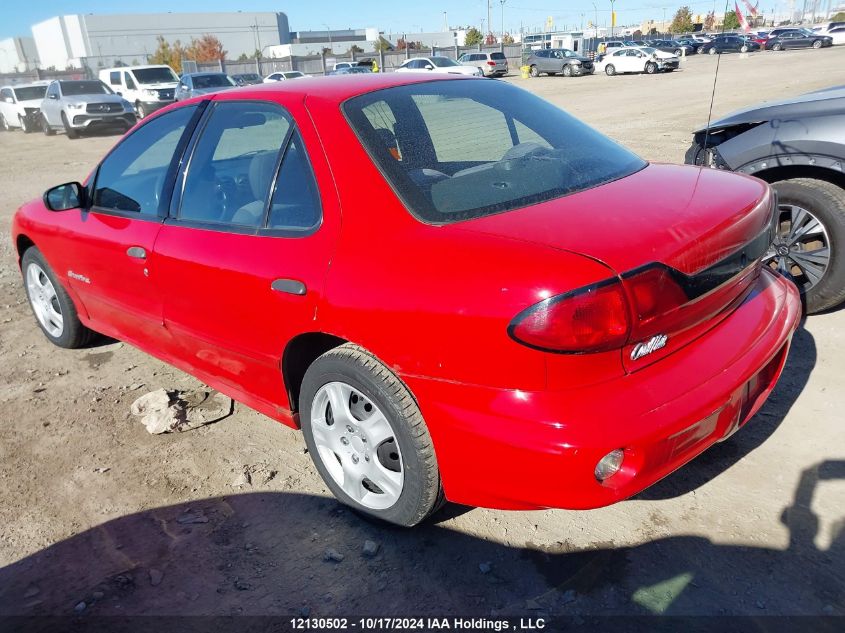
(592, 2), (598, 49)
(500, 0), (506, 41)
(323, 23), (332, 54)
(610, 0), (616, 38)
(663, 8), (667, 35)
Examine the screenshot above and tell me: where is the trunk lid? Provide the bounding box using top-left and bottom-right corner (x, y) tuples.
(458, 164), (774, 370)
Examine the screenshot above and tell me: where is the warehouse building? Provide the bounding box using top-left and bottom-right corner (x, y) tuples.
(0, 36), (39, 73)
(30, 11), (291, 70)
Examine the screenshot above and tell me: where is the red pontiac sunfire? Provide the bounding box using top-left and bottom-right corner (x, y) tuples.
(12, 74), (801, 526)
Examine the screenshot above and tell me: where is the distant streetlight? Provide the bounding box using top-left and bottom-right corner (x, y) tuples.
(500, 0), (506, 39)
(323, 23), (332, 54)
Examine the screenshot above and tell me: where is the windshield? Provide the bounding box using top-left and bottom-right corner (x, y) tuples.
(60, 81), (112, 96)
(193, 74), (234, 89)
(282, 72), (304, 79)
(14, 86), (47, 101)
(431, 57), (459, 67)
(132, 67), (178, 84)
(344, 80), (646, 224)
(557, 49), (578, 58)
(640, 47), (657, 54)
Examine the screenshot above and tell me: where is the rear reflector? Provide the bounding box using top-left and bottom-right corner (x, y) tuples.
(508, 280), (630, 353)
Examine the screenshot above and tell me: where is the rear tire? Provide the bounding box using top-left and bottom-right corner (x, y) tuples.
(529, 65), (539, 77)
(300, 344), (443, 527)
(21, 247), (96, 348)
(41, 114), (55, 136)
(769, 179), (845, 313)
(605, 64), (616, 76)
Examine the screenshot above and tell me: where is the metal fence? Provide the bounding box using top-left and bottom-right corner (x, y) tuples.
(191, 43), (526, 78)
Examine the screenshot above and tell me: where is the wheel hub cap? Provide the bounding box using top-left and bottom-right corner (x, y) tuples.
(763, 203), (831, 293)
(26, 263), (64, 338)
(310, 382), (404, 510)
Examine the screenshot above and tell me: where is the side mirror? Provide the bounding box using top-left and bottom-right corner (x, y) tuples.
(47, 94), (58, 100)
(424, 64), (434, 70)
(116, 91), (122, 96)
(43, 182), (86, 211)
(3, 97), (13, 104)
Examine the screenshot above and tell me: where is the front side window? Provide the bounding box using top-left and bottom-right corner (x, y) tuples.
(124, 72), (137, 90)
(344, 80), (645, 224)
(93, 106), (197, 215)
(179, 101), (291, 227)
(109, 71), (121, 85)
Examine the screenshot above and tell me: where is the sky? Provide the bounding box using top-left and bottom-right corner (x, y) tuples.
(2, 1), (789, 40)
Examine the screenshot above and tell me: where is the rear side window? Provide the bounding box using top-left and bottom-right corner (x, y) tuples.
(267, 130), (321, 230)
(109, 71), (121, 86)
(179, 101), (291, 228)
(344, 80), (645, 224)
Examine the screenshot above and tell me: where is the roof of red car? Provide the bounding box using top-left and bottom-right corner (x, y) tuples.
(215, 73), (476, 104)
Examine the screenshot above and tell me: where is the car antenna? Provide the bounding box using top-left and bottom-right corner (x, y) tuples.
(702, 0), (733, 164)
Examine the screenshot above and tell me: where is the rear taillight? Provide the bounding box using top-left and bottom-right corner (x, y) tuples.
(508, 280), (630, 353)
(622, 266), (688, 338)
(486, 61), (497, 66)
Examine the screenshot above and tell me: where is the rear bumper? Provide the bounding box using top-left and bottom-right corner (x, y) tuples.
(404, 269), (801, 510)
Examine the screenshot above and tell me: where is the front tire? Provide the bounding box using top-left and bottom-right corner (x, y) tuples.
(812, 39), (822, 49)
(708, 47), (718, 55)
(21, 248), (95, 348)
(529, 65), (539, 78)
(0, 114), (9, 131)
(61, 113), (79, 139)
(740, 44), (749, 53)
(767, 179), (845, 313)
(645, 61), (657, 74)
(772, 43), (783, 51)
(605, 64), (616, 76)
(136, 102), (147, 119)
(300, 344), (443, 527)
(562, 64), (572, 77)
(20, 115), (33, 133)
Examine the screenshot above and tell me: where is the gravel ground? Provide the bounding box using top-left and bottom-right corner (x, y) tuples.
(0, 47), (843, 619)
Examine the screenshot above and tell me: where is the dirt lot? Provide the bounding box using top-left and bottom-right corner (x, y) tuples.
(0, 47), (843, 619)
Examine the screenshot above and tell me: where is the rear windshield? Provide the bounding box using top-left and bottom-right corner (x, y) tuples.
(344, 80), (645, 224)
(60, 81), (112, 96)
(490, 52), (506, 59)
(132, 67), (178, 84)
(14, 86), (46, 101)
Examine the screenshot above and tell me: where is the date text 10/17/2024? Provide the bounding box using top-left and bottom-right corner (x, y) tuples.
(290, 617), (547, 631)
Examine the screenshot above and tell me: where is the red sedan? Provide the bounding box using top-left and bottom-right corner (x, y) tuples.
(12, 74), (801, 526)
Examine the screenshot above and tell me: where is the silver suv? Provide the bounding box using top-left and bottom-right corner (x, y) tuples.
(40, 80), (136, 139)
(457, 51), (509, 77)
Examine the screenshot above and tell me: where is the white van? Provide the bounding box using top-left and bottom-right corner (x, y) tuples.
(98, 65), (179, 119)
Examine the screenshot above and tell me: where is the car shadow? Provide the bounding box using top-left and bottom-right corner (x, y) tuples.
(636, 320), (815, 500)
(0, 461), (841, 619)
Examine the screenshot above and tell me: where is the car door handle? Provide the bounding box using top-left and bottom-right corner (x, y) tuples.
(126, 246), (147, 259)
(271, 279), (307, 296)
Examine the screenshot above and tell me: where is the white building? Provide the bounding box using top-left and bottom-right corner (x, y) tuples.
(30, 12), (291, 70)
(268, 27), (380, 57)
(0, 36), (39, 73)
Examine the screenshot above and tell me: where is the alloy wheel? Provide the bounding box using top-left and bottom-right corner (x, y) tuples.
(26, 263), (64, 338)
(310, 381), (404, 510)
(764, 204), (831, 294)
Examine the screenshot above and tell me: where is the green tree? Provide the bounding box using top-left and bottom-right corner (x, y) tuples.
(832, 12), (845, 22)
(502, 32), (515, 44)
(722, 10), (741, 30)
(348, 44), (364, 54)
(465, 27), (483, 46)
(185, 34), (227, 62)
(373, 36), (393, 52)
(669, 6), (694, 33)
(237, 53), (250, 62)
